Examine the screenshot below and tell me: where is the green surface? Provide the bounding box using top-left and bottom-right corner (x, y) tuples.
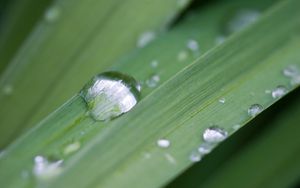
(1, 0), (300, 187)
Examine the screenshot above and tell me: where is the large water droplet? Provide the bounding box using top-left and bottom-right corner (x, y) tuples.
(198, 142), (214, 155)
(272, 85), (287, 99)
(157, 139), (170, 148)
(203, 126), (228, 143)
(63, 141), (81, 155)
(225, 9), (260, 34)
(146, 74), (160, 88)
(33, 155), (63, 179)
(137, 31), (156, 48)
(80, 72), (140, 121)
(44, 6), (61, 23)
(248, 104), (263, 117)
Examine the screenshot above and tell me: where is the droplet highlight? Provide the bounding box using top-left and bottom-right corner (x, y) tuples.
(203, 126), (228, 143)
(80, 71), (140, 121)
(33, 155), (63, 179)
(157, 139), (170, 148)
(219, 97), (226, 104)
(248, 104), (263, 117)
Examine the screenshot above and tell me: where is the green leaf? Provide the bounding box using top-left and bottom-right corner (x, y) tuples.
(1, 0), (300, 187)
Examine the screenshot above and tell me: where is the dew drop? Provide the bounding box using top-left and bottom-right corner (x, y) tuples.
(63, 141), (81, 155)
(283, 65), (299, 78)
(272, 85), (287, 99)
(177, 50), (189, 61)
(198, 142), (214, 155)
(44, 6), (61, 23)
(150, 60), (159, 68)
(80, 71), (140, 121)
(146, 74), (160, 88)
(189, 151), (201, 162)
(157, 139), (170, 148)
(187, 39), (199, 52)
(137, 31), (156, 48)
(33, 155), (63, 179)
(203, 126), (228, 143)
(219, 97), (226, 104)
(248, 104), (263, 117)
(226, 9), (260, 34)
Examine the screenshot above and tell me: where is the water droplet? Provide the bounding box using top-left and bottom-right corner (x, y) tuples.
(283, 65), (299, 78)
(219, 97), (226, 104)
(150, 60), (159, 68)
(215, 35), (226, 44)
(164, 153), (176, 164)
(137, 31), (156, 48)
(63, 141), (81, 155)
(232, 124), (241, 131)
(2, 85), (13, 95)
(226, 9), (260, 34)
(157, 139), (170, 148)
(33, 155), (63, 179)
(272, 85), (287, 99)
(44, 6), (61, 23)
(187, 39), (199, 52)
(146, 74), (160, 88)
(248, 104), (263, 117)
(189, 151), (201, 162)
(177, 50), (189, 61)
(203, 126), (228, 143)
(198, 142), (214, 155)
(80, 71), (140, 121)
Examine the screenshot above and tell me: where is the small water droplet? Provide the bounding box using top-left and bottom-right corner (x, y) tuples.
(226, 9), (260, 34)
(177, 50), (189, 61)
(198, 142), (214, 155)
(44, 6), (61, 23)
(291, 76), (300, 86)
(189, 151), (201, 162)
(33, 155), (63, 179)
(219, 97), (226, 104)
(63, 141), (81, 155)
(215, 35), (226, 44)
(272, 85), (287, 99)
(232, 124), (241, 131)
(283, 65), (299, 78)
(203, 126), (228, 143)
(248, 104), (263, 117)
(157, 139), (170, 148)
(164, 153), (176, 164)
(137, 31), (156, 48)
(80, 71), (140, 121)
(187, 39), (199, 52)
(146, 74), (160, 88)
(150, 60), (159, 68)
(2, 85), (13, 95)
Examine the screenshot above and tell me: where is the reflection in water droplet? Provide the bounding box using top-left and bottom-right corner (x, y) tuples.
(44, 6), (61, 22)
(63, 141), (81, 155)
(203, 126), (228, 143)
(80, 72), (140, 121)
(157, 139), (170, 148)
(248, 104), (263, 117)
(198, 142), (214, 155)
(137, 31), (156, 48)
(226, 9), (260, 34)
(33, 155), (63, 179)
(177, 50), (189, 62)
(146, 74), (160, 88)
(272, 85), (287, 99)
(189, 151), (201, 162)
(219, 98), (226, 104)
